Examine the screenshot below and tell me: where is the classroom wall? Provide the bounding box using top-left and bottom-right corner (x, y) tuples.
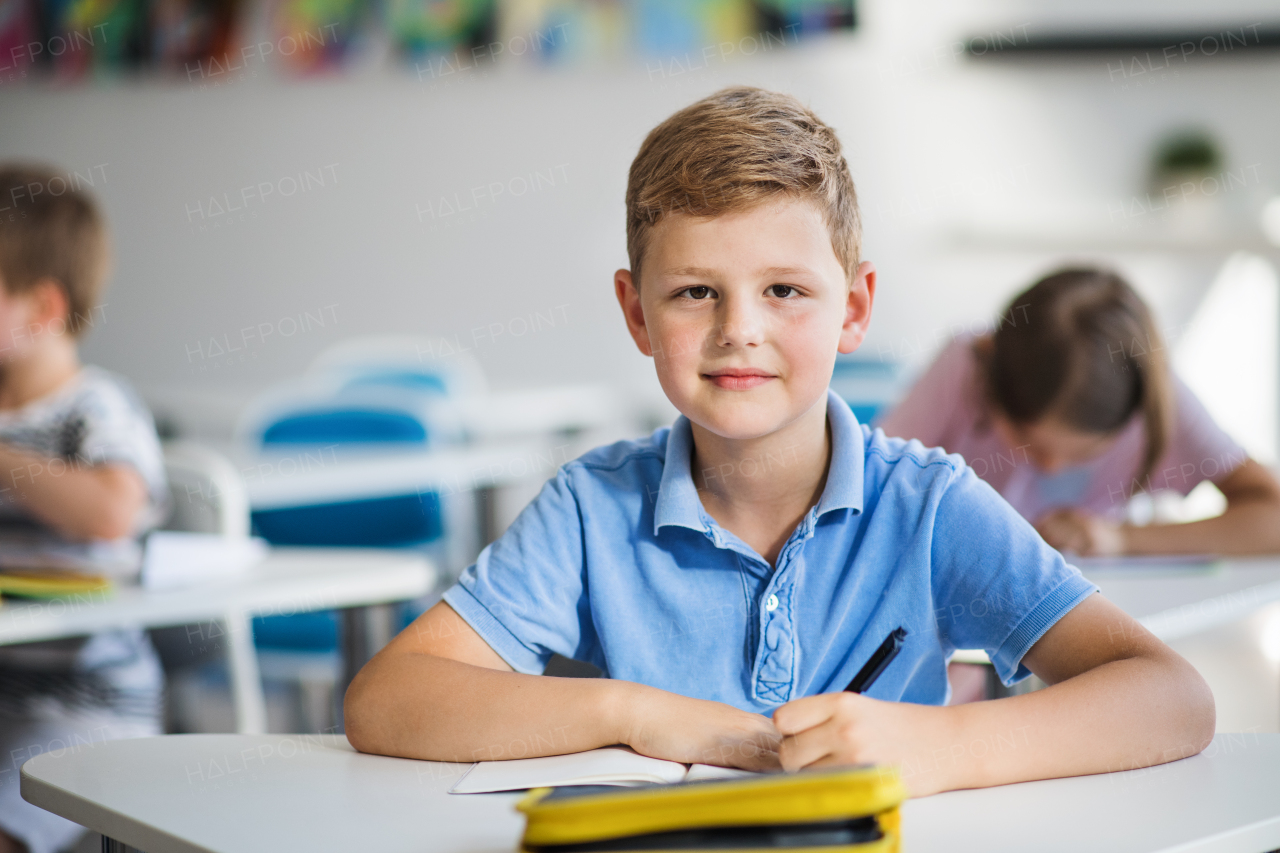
(1, 0), (1278, 440)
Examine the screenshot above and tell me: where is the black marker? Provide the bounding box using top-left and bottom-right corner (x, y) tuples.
(844, 627), (908, 693)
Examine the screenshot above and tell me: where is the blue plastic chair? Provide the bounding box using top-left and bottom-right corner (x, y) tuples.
(239, 337), (483, 652)
(829, 357), (904, 427)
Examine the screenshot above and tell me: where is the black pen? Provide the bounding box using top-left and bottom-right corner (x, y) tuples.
(844, 627), (908, 693)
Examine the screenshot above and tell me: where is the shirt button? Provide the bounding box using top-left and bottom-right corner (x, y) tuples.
(765, 594), (779, 612)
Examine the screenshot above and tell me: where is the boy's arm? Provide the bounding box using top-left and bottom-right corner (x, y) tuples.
(773, 594), (1215, 795)
(0, 443), (147, 540)
(344, 601), (781, 768)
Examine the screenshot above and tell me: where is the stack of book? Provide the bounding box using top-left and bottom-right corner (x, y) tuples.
(0, 531), (137, 601)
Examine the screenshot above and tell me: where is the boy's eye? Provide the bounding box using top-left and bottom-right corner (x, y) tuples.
(768, 285), (796, 298)
(682, 286), (712, 300)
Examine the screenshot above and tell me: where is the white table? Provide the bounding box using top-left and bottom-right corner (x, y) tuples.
(0, 548), (434, 734)
(234, 383), (622, 504)
(1083, 556), (1280, 642)
(953, 556), (1280, 666)
(238, 439), (577, 511)
(235, 437), (585, 549)
(232, 384), (631, 545)
(19, 733), (1280, 853)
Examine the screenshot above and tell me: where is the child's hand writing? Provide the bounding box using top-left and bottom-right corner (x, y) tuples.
(772, 692), (959, 796)
(621, 686), (782, 771)
(1035, 508), (1125, 556)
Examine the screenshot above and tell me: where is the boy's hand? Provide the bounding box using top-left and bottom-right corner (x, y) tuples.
(621, 686), (781, 771)
(773, 693), (959, 796)
(1034, 509), (1126, 557)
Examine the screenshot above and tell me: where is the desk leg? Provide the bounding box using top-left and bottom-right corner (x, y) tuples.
(338, 604), (396, 730)
(102, 837), (145, 853)
(476, 485), (500, 547)
(224, 608), (268, 734)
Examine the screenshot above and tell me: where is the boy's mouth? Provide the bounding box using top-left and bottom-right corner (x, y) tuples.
(702, 368), (775, 390)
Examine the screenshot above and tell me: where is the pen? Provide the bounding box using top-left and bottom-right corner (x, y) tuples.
(844, 626), (908, 693)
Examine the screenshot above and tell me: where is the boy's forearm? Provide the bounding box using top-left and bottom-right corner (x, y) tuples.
(0, 445), (143, 540)
(932, 652), (1214, 792)
(344, 652), (636, 763)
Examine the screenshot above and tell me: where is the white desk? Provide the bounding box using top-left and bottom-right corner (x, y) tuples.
(1084, 556), (1280, 642)
(20, 733), (1280, 853)
(233, 437), (585, 548)
(953, 556), (1280, 666)
(238, 439), (576, 511)
(0, 548), (434, 734)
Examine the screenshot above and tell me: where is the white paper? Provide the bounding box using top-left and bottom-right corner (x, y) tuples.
(683, 764), (758, 782)
(141, 532), (268, 591)
(449, 747), (690, 794)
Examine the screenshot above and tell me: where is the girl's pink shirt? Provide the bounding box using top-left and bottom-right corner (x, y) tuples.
(879, 336), (1247, 523)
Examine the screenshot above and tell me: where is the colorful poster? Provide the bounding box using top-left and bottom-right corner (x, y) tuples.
(0, 0), (39, 81)
(271, 0), (365, 72)
(2, 0), (856, 82)
(385, 0), (494, 59)
(754, 0), (855, 35)
(497, 0), (624, 64)
(150, 0), (237, 73)
(496, 0), (851, 67)
(40, 0), (150, 76)
(632, 0), (754, 58)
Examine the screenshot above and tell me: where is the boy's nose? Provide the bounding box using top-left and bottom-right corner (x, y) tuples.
(714, 300), (765, 348)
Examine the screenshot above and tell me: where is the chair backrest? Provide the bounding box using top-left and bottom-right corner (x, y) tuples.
(309, 334), (487, 398)
(161, 440), (250, 538)
(151, 441), (253, 679)
(234, 335), (482, 450)
(829, 358), (904, 426)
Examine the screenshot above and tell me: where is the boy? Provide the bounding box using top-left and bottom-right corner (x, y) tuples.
(0, 164), (169, 853)
(345, 88), (1214, 795)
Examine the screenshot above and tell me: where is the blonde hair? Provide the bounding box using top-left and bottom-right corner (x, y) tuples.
(625, 87), (860, 287)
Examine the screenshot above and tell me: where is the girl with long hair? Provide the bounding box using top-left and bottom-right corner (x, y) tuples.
(882, 267), (1280, 556)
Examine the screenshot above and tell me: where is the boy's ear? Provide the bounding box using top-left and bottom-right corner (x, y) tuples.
(25, 278), (70, 334)
(837, 261), (876, 355)
(614, 269), (654, 357)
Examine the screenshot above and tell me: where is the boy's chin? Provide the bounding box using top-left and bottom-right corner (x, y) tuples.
(680, 397), (812, 443)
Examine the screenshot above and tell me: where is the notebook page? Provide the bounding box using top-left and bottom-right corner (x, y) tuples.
(450, 747), (689, 793)
(684, 764), (760, 782)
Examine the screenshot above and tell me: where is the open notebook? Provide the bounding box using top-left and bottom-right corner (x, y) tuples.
(449, 747), (758, 794)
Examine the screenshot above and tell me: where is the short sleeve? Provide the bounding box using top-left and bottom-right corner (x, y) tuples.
(74, 372), (170, 532)
(1155, 379), (1249, 494)
(442, 468), (593, 674)
(930, 464), (1098, 685)
(879, 339), (974, 448)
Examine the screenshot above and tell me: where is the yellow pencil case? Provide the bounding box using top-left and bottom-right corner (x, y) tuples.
(516, 765), (906, 853)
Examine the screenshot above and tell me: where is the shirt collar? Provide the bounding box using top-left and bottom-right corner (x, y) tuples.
(653, 415), (707, 535)
(816, 389), (865, 517)
(653, 389), (865, 536)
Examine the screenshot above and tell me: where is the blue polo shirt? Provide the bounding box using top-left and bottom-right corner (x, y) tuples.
(444, 391), (1096, 710)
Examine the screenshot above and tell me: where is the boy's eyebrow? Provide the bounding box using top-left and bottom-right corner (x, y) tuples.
(760, 265), (818, 278)
(663, 266), (720, 279)
(662, 265), (818, 279)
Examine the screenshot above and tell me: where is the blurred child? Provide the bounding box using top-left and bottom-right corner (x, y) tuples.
(882, 267), (1280, 556)
(0, 164), (169, 853)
